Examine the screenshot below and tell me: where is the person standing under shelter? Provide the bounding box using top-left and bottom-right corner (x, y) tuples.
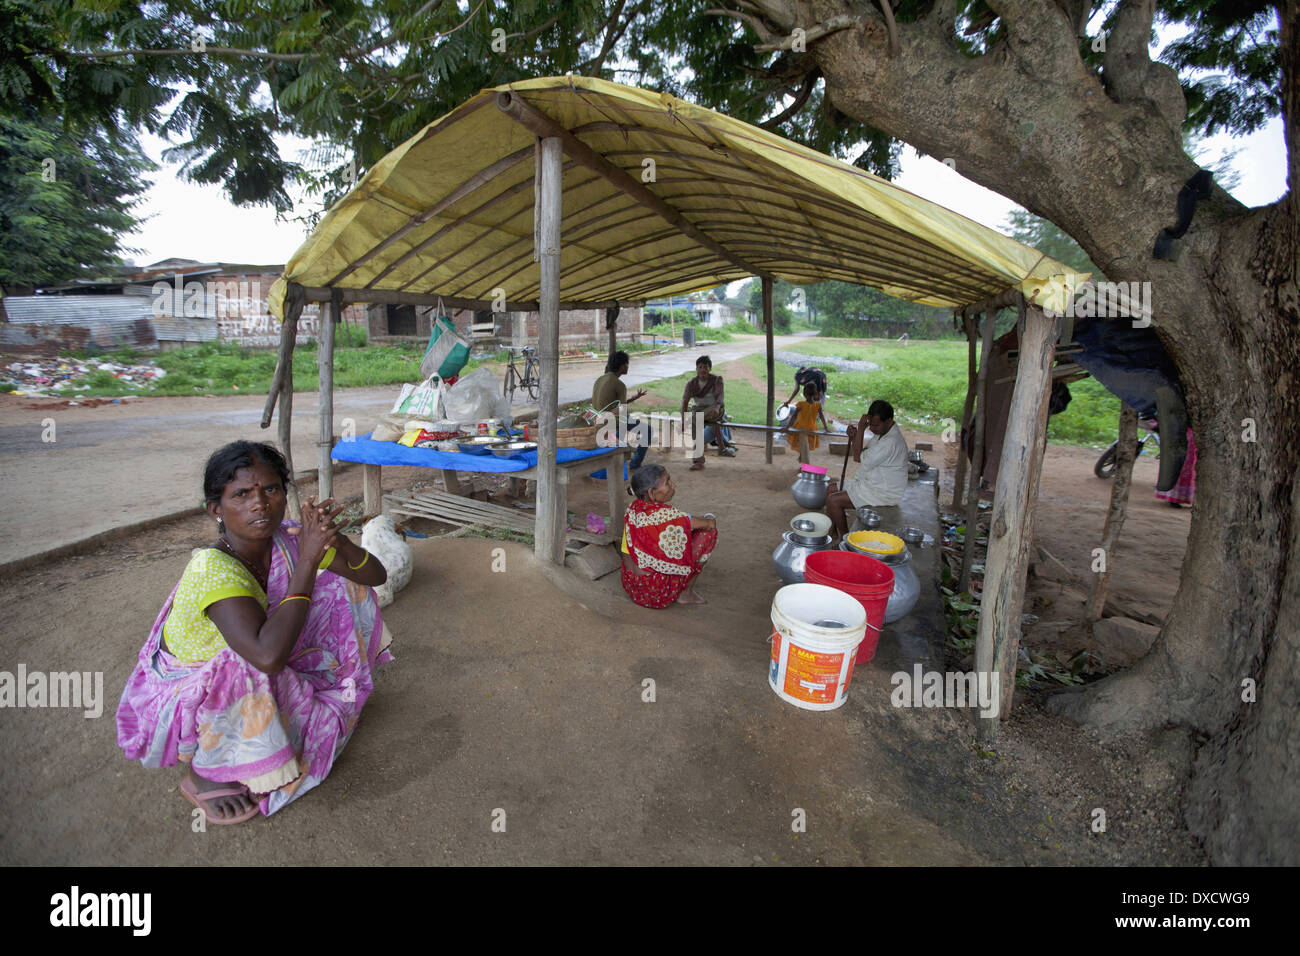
(825, 400), (909, 537)
(784, 366), (829, 410)
(784, 382), (829, 463)
(680, 355), (735, 470)
(592, 350), (650, 470)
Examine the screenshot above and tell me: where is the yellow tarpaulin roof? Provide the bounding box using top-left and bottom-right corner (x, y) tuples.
(270, 76), (1085, 319)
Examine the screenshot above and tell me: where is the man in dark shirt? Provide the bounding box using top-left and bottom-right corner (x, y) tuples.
(593, 350), (649, 470)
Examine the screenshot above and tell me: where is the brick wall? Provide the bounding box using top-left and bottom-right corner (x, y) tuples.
(209, 273), (366, 347)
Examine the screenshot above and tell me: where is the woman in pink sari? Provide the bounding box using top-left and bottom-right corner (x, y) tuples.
(117, 441), (393, 824)
(1155, 429), (1197, 507)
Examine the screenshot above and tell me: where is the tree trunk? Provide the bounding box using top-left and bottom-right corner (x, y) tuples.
(734, 0), (1300, 862)
(1085, 405), (1138, 622)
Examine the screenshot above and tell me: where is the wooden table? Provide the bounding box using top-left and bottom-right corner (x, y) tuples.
(361, 446), (629, 548)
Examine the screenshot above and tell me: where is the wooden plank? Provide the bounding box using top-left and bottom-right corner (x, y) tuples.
(535, 136), (565, 565)
(1086, 404), (1139, 621)
(976, 303), (1059, 744)
(951, 313), (976, 510)
(317, 294), (336, 500)
(384, 492), (612, 545)
(960, 310), (996, 595)
(441, 468), (464, 495)
(363, 464), (384, 516)
(763, 276), (774, 465)
(298, 285), (638, 314)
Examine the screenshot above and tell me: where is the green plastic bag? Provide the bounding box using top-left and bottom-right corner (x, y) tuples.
(420, 315), (470, 380)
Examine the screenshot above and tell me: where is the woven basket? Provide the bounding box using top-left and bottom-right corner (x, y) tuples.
(556, 423), (601, 449)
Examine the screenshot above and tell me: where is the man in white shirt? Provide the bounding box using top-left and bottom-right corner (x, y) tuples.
(826, 400), (909, 537)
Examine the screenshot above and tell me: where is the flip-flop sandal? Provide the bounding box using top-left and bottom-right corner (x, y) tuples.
(180, 776), (260, 825)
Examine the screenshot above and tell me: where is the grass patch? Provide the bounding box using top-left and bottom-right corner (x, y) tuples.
(52, 338), (490, 398)
(630, 338), (1121, 449)
(459, 525), (535, 547)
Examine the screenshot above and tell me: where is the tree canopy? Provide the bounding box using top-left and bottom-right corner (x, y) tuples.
(4, 1), (1277, 221)
(0, 110), (154, 289)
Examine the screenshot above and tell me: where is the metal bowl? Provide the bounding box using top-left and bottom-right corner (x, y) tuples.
(790, 511), (832, 537)
(457, 436), (510, 455)
(896, 525), (924, 543)
(490, 440), (538, 459)
(856, 507), (882, 528)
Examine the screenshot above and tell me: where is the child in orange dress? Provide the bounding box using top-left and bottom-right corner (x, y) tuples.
(785, 383), (829, 461)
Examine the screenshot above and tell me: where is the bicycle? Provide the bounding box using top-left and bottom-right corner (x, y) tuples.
(1094, 417), (1160, 478)
(502, 345), (540, 403)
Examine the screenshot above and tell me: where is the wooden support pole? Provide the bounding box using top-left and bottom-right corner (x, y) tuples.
(277, 334), (300, 521)
(317, 292), (337, 501)
(763, 276), (775, 465)
(605, 305), (619, 359)
(1085, 404), (1139, 622)
(960, 310), (996, 595)
(363, 464), (383, 517)
(535, 136), (566, 565)
(951, 312), (977, 510)
(976, 303), (1059, 744)
(262, 284), (304, 429)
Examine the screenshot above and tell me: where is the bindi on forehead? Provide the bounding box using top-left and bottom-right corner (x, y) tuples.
(230, 461), (279, 489)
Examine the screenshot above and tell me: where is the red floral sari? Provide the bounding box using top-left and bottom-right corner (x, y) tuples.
(621, 499), (718, 608)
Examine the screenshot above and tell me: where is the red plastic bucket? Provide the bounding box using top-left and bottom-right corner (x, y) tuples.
(803, 550), (893, 665)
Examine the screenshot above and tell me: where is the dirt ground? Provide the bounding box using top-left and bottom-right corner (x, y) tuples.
(0, 372), (1202, 864)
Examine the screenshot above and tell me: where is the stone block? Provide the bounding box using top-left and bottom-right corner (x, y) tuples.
(566, 543), (622, 580)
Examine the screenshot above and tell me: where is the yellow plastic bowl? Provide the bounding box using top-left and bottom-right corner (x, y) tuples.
(846, 530), (905, 556)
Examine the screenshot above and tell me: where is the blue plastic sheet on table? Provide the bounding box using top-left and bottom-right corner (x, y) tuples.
(588, 464), (629, 481)
(331, 434), (623, 474)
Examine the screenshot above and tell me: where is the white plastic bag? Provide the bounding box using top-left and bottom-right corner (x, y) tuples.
(440, 367), (512, 426)
(391, 375), (445, 420)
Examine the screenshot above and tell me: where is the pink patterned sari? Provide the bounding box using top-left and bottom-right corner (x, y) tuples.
(116, 522), (393, 815)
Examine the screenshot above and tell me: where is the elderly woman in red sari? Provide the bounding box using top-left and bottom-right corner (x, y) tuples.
(117, 441), (392, 825)
(620, 464), (719, 607)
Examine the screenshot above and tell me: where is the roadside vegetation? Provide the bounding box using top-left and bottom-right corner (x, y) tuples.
(636, 338), (1121, 449)
(45, 333), (1119, 448)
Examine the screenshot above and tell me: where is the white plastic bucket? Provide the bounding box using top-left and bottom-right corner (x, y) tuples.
(768, 583), (867, 711)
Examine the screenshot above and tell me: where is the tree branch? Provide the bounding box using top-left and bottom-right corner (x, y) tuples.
(580, 0), (632, 74)
(759, 69), (819, 129)
(704, 7), (780, 45)
(754, 14), (861, 52)
(1102, 0), (1185, 131)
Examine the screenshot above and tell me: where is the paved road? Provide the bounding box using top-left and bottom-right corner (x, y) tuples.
(0, 332), (815, 565)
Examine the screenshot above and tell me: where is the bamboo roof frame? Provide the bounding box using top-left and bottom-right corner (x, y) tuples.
(269, 77), (1085, 319)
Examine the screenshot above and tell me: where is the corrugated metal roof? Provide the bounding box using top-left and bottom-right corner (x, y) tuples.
(3, 295), (217, 343)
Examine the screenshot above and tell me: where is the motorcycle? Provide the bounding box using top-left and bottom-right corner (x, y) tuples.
(1094, 417), (1160, 479)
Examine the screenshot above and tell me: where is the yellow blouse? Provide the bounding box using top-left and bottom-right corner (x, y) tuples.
(162, 545), (336, 663)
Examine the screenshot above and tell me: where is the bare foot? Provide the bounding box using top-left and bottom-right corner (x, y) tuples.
(676, 588), (707, 605)
(184, 768), (256, 821)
